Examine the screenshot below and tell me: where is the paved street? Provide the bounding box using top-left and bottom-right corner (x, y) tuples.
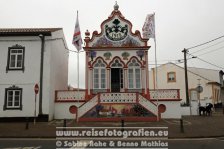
(0, 113), (224, 148)
(168, 138), (224, 149)
(0, 138), (224, 149)
(0, 138), (55, 149)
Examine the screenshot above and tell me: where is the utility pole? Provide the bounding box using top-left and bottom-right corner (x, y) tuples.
(39, 34), (45, 115)
(182, 48), (190, 106)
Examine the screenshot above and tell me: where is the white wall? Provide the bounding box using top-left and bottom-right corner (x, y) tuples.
(0, 36), (41, 117)
(181, 101), (198, 116)
(48, 30), (68, 120)
(159, 101), (181, 119)
(0, 30), (69, 120)
(149, 63), (217, 103)
(54, 102), (83, 119)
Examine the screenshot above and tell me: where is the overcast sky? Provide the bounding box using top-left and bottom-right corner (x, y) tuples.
(1, 0), (224, 88)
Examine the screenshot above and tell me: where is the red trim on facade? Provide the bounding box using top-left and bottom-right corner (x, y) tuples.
(78, 117), (157, 122)
(84, 10), (149, 49)
(96, 103), (136, 105)
(145, 51), (149, 98)
(90, 89), (93, 95)
(55, 100), (86, 103)
(54, 90), (58, 102)
(147, 89), (150, 99)
(98, 94), (100, 103)
(136, 93), (139, 103)
(126, 56), (144, 68)
(85, 90), (88, 100)
(108, 56), (126, 68)
(85, 52), (89, 99)
(69, 105), (77, 114)
(142, 89), (145, 94)
(84, 47), (151, 50)
(158, 104), (166, 113)
(56, 89), (86, 92)
(177, 89), (180, 99)
(91, 57), (109, 68)
(151, 99), (182, 101)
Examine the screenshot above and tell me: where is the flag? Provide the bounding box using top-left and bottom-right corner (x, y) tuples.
(142, 13), (155, 39)
(72, 12), (83, 51)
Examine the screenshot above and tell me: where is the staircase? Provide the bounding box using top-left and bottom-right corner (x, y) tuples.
(77, 95), (98, 118)
(77, 93), (158, 119)
(138, 94), (158, 116)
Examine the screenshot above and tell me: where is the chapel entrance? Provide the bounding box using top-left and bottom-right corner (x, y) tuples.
(111, 68), (123, 92)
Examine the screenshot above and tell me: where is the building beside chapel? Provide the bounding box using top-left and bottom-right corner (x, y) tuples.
(149, 63), (224, 107)
(0, 28), (68, 121)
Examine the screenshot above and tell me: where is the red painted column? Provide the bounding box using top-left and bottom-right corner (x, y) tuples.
(145, 51), (150, 98)
(177, 89), (180, 99)
(85, 52), (89, 100)
(107, 68), (110, 92)
(124, 68), (128, 92)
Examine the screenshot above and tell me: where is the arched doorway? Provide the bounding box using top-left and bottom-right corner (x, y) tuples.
(110, 59), (124, 92)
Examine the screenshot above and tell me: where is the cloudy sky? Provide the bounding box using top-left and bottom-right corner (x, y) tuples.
(1, 0), (224, 88)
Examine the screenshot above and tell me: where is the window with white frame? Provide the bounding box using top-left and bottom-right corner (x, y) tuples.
(6, 44), (25, 72)
(167, 72), (176, 82)
(128, 59), (141, 89)
(93, 59), (106, 89)
(4, 86), (22, 110)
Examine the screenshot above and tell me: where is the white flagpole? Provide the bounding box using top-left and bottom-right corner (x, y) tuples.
(152, 13), (159, 121)
(77, 51), (79, 104)
(76, 10), (80, 102)
(77, 11), (80, 123)
(155, 38), (159, 121)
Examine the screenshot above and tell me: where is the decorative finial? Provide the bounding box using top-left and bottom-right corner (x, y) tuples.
(114, 1), (119, 10)
(85, 30), (90, 37)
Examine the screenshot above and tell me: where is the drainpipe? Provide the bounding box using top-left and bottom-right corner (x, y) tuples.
(38, 34), (45, 115)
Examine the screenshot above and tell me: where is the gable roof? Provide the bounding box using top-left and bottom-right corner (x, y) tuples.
(188, 67), (221, 83)
(84, 4), (149, 50)
(154, 62), (222, 83)
(0, 28), (62, 36)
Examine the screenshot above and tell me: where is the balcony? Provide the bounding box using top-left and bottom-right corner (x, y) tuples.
(55, 89), (180, 102)
(149, 89), (180, 100)
(55, 90), (86, 102)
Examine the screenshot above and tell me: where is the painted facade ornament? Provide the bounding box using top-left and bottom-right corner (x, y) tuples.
(92, 35), (113, 47)
(121, 35), (141, 47)
(103, 52), (112, 60)
(121, 52), (130, 60)
(89, 51), (97, 61)
(136, 50), (144, 60)
(105, 19), (128, 41)
(93, 35), (141, 47)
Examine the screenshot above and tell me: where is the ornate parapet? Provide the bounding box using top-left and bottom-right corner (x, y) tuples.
(149, 89), (180, 100)
(55, 90), (86, 102)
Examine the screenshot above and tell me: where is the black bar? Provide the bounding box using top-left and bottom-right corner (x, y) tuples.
(25, 117), (29, 130)
(180, 118), (184, 133)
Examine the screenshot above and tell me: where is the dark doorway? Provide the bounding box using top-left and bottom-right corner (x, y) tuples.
(111, 68), (121, 92)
